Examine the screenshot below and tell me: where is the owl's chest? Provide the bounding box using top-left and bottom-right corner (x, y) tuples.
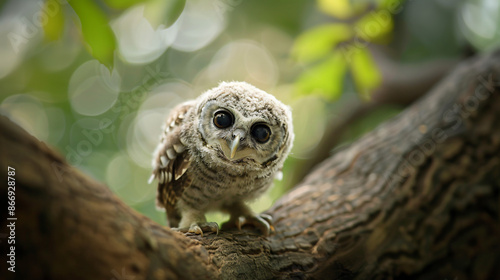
(180, 159), (272, 209)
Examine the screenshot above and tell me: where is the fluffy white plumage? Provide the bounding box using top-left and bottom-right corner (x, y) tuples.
(150, 81), (294, 236)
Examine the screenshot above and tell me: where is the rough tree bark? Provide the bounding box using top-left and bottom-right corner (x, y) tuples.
(0, 51), (499, 280)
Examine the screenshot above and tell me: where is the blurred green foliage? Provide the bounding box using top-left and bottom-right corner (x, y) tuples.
(41, 0), (185, 66)
(69, 0), (118, 67)
(292, 0), (401, 100)
(0, 0), (498, 226)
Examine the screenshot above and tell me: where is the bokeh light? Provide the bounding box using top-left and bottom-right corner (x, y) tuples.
(460, 0), (500, 51)
(112, 5), (177, 64)
(1, 94), (49, 141)
(195, 40), (279, 89)
(169, 0), (226, 52)
(68, 60), (121, 116)
(0, 1), (42, 78)
(290, 95), (327, 159)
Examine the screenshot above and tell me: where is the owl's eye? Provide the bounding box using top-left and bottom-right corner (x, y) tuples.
(251, 124), (271, 143)
(213, 111), (233, 129)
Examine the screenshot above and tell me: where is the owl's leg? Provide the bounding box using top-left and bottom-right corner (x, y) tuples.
(173, 210), (218, 236)
(221, 202), (274, 236)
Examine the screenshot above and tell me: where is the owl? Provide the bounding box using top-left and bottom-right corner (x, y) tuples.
(149, 81), (294, 236)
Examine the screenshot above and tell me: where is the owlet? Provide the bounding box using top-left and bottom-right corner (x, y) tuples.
(149, 81), (294, 236)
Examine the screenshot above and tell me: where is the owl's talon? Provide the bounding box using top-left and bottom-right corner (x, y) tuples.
(172, 222), (219, 236)
(222, 214), (274, 236)
(189, 224), (203, 236)
(198, 222), (219, 235)
(241, 214), (274, 236)
(237, 217), (244, 231)
(259, 213), (273, 224)
(259, 213), (275, 233)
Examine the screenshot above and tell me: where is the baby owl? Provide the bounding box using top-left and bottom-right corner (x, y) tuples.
(149, 81), (294, 236)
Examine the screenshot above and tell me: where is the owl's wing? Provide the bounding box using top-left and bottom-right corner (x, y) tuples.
(149, 101), (194, 227)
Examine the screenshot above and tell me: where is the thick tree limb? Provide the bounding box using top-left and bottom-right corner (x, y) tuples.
(289, 48), (459, 188)
(1, 51), (499, 280)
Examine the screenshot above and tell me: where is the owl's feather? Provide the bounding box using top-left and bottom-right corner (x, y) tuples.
(151, 101), (195, 227)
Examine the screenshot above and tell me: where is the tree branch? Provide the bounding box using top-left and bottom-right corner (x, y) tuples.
(1, 50), (499, 280)
(289, 47), (459, 188)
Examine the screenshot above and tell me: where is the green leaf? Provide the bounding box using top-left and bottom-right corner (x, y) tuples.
(104, 0), (149, 10)
(317, 0), (370, 19)
(349, 48), (381, 100)
(378, 0), (404, 11)
(69, 0), (117, 67)
(292, 24), (352, 64)
(296, 51), (348, 101)
(354, 8), (394, 43)
(144, 0), (186, 28)
(42, 0), (65, 41)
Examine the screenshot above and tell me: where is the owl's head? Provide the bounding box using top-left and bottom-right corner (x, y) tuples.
(196, 81), (294, 169)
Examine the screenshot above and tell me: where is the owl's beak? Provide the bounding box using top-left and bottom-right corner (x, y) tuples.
(230, 129), (245, 159)
(230, 135), (240, 159)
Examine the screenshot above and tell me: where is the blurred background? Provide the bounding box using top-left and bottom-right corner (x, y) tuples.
(0, 0), (499, 225)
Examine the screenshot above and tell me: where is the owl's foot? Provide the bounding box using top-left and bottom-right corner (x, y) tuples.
(222, 213), (274, 236)
(241, 213), (274, 236)
(172, 222), (219, 237)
